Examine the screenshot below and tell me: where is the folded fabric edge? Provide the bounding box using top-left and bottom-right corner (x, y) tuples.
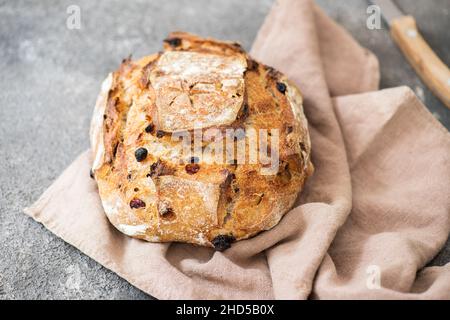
(361, 49), (380, 94)
(333, 85), (450, 266)
(312, 3), (380, 95)
(334, 86), (450, 140)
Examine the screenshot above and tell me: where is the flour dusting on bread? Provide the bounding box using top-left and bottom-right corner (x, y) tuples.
(150, 51), (246, 132)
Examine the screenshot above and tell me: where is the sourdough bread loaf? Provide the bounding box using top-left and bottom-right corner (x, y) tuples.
(90, 32), (313, 250)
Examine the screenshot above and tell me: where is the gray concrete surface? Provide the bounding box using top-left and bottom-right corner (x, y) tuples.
(0, 0), (449, 299)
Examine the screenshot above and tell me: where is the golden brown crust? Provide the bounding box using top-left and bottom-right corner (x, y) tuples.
(90, 32), (313, 249)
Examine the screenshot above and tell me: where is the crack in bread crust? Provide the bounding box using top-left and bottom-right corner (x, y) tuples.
(90, 32), (313, 248)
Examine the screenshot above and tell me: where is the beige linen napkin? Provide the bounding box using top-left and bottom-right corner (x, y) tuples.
(24, 0), (450, 299)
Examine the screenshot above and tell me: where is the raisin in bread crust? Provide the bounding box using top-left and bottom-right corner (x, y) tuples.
(90, 32), (313, 249)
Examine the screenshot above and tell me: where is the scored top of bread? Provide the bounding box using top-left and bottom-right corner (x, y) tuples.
(90, 32), (313, 251)
(151, 50), (247, 132)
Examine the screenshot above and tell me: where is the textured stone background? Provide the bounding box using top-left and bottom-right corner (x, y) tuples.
(0, 0), (449, 299)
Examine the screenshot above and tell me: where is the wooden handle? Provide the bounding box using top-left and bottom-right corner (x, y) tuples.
(390, 15), (450, 109)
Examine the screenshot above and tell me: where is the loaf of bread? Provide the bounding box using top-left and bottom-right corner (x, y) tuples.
(90, 32), (313, 251)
